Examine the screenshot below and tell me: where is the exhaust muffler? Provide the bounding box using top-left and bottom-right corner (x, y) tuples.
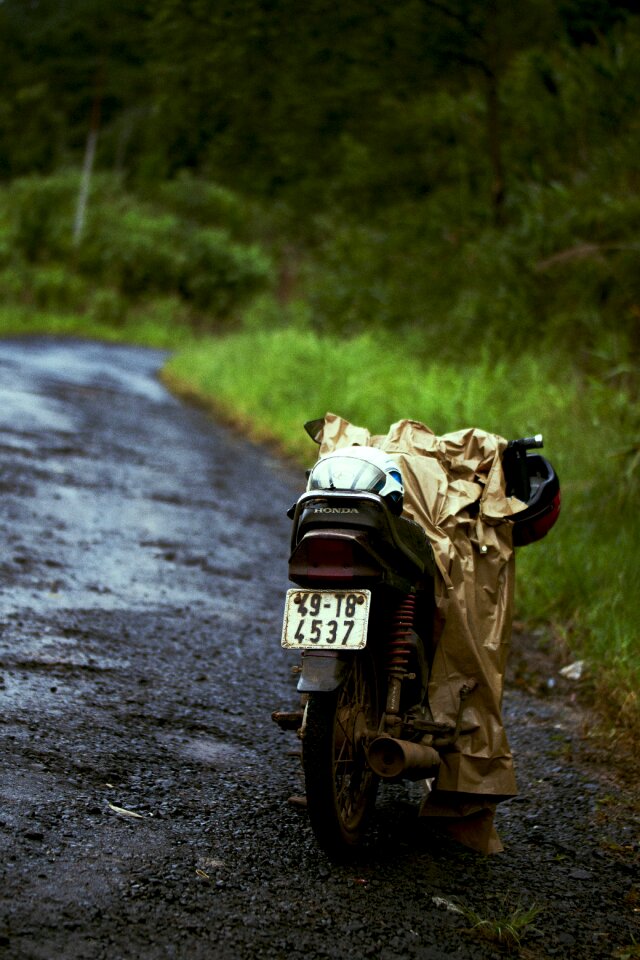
(368, 736), (441, 781)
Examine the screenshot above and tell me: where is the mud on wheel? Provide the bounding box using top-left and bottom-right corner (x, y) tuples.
(302, 654), (380, 858)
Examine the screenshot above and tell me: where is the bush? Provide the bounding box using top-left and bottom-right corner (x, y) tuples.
(87, 288), (127, 325)
(0, 172), (275, 322)
(78, 204), (187, 296)
(0, 265), (28, 302)
(156, 172), (249, 234)
(78, 201), (273, 317)
(0, 262), (88, 310)
(181, 227), (273, 315)
(300, 165), (640, 367)
(5, 171), (79, 262)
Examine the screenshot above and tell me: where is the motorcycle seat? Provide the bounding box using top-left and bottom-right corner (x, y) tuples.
(292, 491), (436, 577)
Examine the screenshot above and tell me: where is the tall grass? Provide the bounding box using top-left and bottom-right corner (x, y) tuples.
(164, 326), (575, 450)
(0, 300), (194, 349)
(164, 326), (639, 716)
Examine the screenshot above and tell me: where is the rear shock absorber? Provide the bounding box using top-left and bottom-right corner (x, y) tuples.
(385, 593), (416, 722)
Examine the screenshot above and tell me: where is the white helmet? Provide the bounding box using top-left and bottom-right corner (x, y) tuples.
(307, 445), (404, 513)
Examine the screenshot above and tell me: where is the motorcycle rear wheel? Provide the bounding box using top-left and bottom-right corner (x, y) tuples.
(302, 655), (380, 858)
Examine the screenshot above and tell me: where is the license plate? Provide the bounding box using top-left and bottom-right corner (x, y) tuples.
(281, 589), (371, 650)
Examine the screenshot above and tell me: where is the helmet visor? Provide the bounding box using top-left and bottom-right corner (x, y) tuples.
(308, 456), (387, 495)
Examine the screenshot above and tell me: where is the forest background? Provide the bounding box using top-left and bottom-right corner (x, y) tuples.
(0, 0), (638, 729)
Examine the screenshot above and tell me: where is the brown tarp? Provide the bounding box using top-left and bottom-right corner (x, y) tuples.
(313, 412), (527, 803)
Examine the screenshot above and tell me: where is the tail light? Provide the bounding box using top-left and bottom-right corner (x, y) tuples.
(305, 538), (356, 569)
(288, 532), (381, 584)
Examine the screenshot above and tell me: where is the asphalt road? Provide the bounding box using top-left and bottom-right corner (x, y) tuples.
(0, 337), (637, 960)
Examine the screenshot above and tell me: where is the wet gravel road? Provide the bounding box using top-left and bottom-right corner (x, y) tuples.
(0, 337), (638, 960)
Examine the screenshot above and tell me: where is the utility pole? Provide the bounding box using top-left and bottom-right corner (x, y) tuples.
(73, 61), (104, 247)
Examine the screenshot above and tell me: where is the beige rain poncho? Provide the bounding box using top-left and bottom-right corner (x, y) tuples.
(314, 412), (527, 808)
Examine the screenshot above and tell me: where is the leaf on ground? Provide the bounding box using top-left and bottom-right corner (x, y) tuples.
(107, 801), (144, 819)
(432, 896), (464, 914)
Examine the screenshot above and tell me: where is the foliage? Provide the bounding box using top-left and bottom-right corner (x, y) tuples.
(4, 171), (79, 261)
(459, 900), (543, 949)
(142, 0), (638, 212)
(0, 263), (90, 312)
(300, 192), (639, 367)
(155, 173), (254, 237)
(0, 299), (191, 350)
(0, 173), (274, 324)
(613, 937), (640, 960)
(3, 0), (637, 214)
(0, 0), (151, 177)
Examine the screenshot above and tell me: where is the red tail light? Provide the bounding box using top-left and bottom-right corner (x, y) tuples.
(288, 533), (381, 584)
(305, 538), (356, 569)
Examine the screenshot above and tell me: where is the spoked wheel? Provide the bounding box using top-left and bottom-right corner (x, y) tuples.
(302, 654), (380, 858)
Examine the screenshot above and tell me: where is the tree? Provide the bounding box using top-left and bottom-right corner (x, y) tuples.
(146, 0), (565, 218)
(0, 0), (151, 179)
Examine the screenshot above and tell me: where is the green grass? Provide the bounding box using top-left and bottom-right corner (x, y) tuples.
(163, 326), (578, 451)
(459, 900), (543, 950)
(613, 937), (640, 960)
(0, 302), (193, 350)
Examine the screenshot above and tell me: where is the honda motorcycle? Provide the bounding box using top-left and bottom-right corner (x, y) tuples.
(273, 422), (560, 858)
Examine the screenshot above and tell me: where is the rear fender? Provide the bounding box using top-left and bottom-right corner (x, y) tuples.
(297, 651), (351, 693)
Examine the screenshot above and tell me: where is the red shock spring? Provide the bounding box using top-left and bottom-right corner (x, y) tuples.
(388, 594), (416, 675)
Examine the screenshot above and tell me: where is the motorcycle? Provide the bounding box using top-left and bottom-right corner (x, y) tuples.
(273, 420), (560, 858)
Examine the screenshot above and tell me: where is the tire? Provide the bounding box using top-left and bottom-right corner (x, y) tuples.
(302, 654), (380, 858)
